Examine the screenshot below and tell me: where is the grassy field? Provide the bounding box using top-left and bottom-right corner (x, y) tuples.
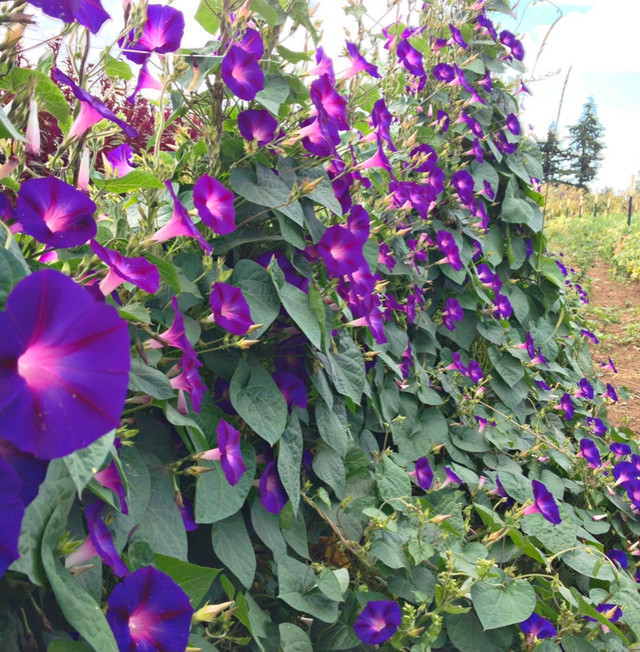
(545, 210), (640, 278)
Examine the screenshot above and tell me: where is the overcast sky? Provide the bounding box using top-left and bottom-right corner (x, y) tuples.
(24, 0), (638, 191)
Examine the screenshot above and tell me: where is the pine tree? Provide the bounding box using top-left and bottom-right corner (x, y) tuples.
(538, 123), (565, 182)
(565, 97), (605, 190)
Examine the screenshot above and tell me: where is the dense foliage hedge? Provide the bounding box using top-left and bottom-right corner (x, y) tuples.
(1, 1), (640, 651)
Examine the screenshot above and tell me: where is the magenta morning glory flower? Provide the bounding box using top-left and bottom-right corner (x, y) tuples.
(238, 109), (278, 147)
(493, 293), (513, 319)
(520, 613), (556, 640)
(523, 479), (561, 525)
(354, 600), (401, 645)
(127, 61), (163, 104)
(604, 383), (618, 402)
(273, 371), (308, 410)
(90, 240), (160, 295)
(27, 0), (110, 34)
(147, 296), (189, 353)
(51, 68), (137, 140)
(94, 460), (128, 515)
(120, 4), (185, 64)
(579, 439), (601, 468)
(441, 467), (463, 489)
(606, 549), (628, 570)
(106, 566), (193, 652)
(0, 270), (130, 459)
(317, 225), (364, 277)
(442, 297), (464, 332)
(193, 174), (236, 235)
(344, 41), (380, 79)
(396, 39), (426, 77)
(506, 113), (521, 136)
(170, 352), (206, 414)
(436, 230), (463, 271)
(200, 419), (246, 486)
(409, 457), (433, 490)
(259, 460), (288, 514)
(106, 144), (135, 177)
(451, 169), (475, 205)
(16, 176), (96, 248)
(310, 75), (349, 131)
(221, 38), (264, 101)
(0, 456), (26, 579)
(209, 282), (253, 336)
(152, 181), (212, 255)
(307, 46), (335, 80)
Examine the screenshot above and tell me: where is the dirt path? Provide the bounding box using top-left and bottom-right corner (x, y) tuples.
(586, 261), (640, 433)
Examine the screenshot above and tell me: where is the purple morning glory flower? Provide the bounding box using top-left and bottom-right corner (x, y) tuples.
(52, 68), (137, 140)
(467, 360), (484, 383)
(442, 297), (464, 332)
(310, 75), (349, 131)
(106, 144), (135, 177)
(0, 456), (26, 579)
(259, 460), (288, 514)
(558, 393), (575, 421)
(238, 109), (278, 147)
(579, 439), (601, 468)
(372, 99), (396, 151)
(523, 479), (561, 525)
(493, 293), (513, 319)
(170, 352), (206, 414)
(106, 566), (193, 652)
(0, 441), (48, 509)
(221, 42), (264, 101)
(604, 383), (618, 402)
(193, 174), (236, 235)
(298, 115), (340, 157)
(500, 30), (524, 61)
(90, 240), (160, 295)
(409, 143), (437, 172)
(354, 600), (401, 645)
(584, 604), (623, 624)
(409, 457), (433, 490)
(209, 282), (253, 336)
(575, 378), (594, 400)
(435, 109), (450, 131)
(120, 4), (185, 64)
(477, 263), (495, 286)
(586, 416), (607, 437)
(600, 357), (618, 373)
(317, 225), (364, 277)
(344, 41), (380, 78)
(606, 549), (628, 570)
(16, 176), (96, 248)
(448, 23), (468, 49)
(0, 270), (130, 460)
(200, 420), (246, 486)
(477, 13), (498, 41)
(451, 169), (475, 205)
(613, 461), (639, 487)
(94, 460), (128, 515)
(178, 498), (198, 532)
(436, 230), (463, 270)
(610, 443), (631, 459)
(433, 62), (455, 83)
(152, 181), (212, 255)
(84, 502), (129, 577)
(307, 46), (335, 80)
(505, 113), (521, 136)
(520, 613), (556, 640)
(441, 467), (463, 488)
(397, 39), (426, 77)
(445, 351), (467, 374)
(273, 371), (308, 410)
(27, 0), (110, 34)
(127, 61), (163, 104)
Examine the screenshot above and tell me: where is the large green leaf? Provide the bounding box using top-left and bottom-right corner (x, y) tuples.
(320, 332), (366, 404)
(278, 415), (303, 514)
(230, 359), (288, 445)
(277, 556), (338, 622)
(521, 505), (577, 554)
(154, 554), (221, 607)
(129, 357), (175, 400)
(62, 430), (115, 494)
(255, 75), (290, 115)
(12, 460), (75, 585)
(376, 456), (411, 505)
(211, 512), (256, 589)
(95, 170), (165, 192)
(268, 259), (322, 348)
(315, 398), (348, 458)
(445, 613), (514, 652)
(196, 442), (256, 523)
(312, 448), (346, 499)
(471, 577), (536, 630)
(195, 0), (221, 34)
(41, 504), (118, 652)
(2, 68), (70, 125)
(231, 259), (281, 338)
(279, 623), (313, 652)
(250, 500), (287, 559)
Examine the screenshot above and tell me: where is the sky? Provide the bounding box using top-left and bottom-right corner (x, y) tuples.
(23, 0), (638, 191)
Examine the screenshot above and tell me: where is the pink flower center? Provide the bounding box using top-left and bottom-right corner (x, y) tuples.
(17, 343), (62, 390)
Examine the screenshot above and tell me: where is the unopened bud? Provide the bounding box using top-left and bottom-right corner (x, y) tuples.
(246, 323), (264, 334)
(193, 601), (235, 623)
(26, 96), (40, 155)
(429, 514), (452, 524)
(300, 177), (324, 194)
(185, 465), (215, 476)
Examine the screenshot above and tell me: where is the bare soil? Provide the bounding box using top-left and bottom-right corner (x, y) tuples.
(587, 261), (640, 433)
